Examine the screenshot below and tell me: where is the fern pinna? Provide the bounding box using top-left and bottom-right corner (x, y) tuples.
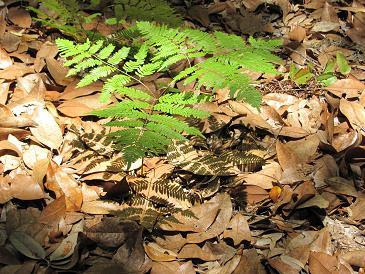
(56, 21), (282, 165)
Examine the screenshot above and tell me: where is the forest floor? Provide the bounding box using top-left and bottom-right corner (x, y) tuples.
(1, 0), (365, 273)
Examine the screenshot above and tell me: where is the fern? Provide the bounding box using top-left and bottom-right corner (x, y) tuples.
(56, 21), (281, 165)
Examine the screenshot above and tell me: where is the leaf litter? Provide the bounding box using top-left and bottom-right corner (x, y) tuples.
(0, 0), (365, 273)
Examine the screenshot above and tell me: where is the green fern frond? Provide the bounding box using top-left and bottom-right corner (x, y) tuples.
(57, 21), (282, 165)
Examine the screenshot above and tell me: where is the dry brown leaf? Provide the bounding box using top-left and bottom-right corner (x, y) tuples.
(57, 94), (110, 117)
(276, 140), (308, 184)
(0, 48), (12, 69)
(341, 250), (365, 268)
(232, 249), (266, 274)
(45, 57), (73, 86)
(186, 193), (232, 243)
(159, 193), (222, 232)
(7, 7), (32, 28)
(10, 174), (45, 200)
(187, 5), (211, 27)
(144, 242), (177, 262)
(81, 200), (121, 215)
(324, 177), (358, 197)
(285, 134), (320, 163)
(325, 79), (365, 98)
(240, 162), (282, 189)
(178, 243), (219, 261)
(22, 145), (49, 170)
(245, 185), (269, 204)
(223, 213), (252, 245)
(340, 98), (365, 131)
(0, 176), (12, 203)
(268, 257), (301, 274)
(288, 26), (307, 42)
(308, 251), (352, 274)
(38, 195), (67, 225)
(30, 107), (63, 150)
(59, 80), (103, 100)
(0, 63), (34, 80)
(154, 234), (187, 254)
(349, 193), (365, 221)
(151, 261), (195, 274)
(46, 160), (82, 211)
(206, 255), (241, 274)
(313, 155), (339, 187)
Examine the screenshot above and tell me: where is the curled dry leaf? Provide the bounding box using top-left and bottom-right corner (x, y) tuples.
(46, 160), (82, 211)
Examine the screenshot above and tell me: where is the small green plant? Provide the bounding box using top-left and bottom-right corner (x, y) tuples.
(56, 21), (282, 165)
(289, 51), (351, 86)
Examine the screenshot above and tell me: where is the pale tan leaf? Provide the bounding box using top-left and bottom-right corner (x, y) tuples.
(178, 244), (219, 261)
(0, 176), (12, 204)
(30, 107), (63, 150)
(144, 242), (177, 262)
(22, 145), (49, 170)
(10, 174), (44, 200)
(0, 63), (34, 80)
(326, 79), (365, 98)
(340, 98), (365, 131)
(0, 48), (12, 69)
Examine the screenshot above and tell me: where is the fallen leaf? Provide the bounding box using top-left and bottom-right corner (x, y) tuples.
(30, 107), (63, 150)
(10, 174), (44, 200)
(7, 7), (32, 28)
(178, 243), (219, 261)
(144, 242), (177, 262)
(0, 48), (12, 69)
(223, 213), (252, 245)
(46, 161), (82, 211)
(341, 250), (365, 268)
(186, 193), (232, 243)
(340, 98), (365, 131)
(159, 192), (222, 232)
(325, 79), (365, 98)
